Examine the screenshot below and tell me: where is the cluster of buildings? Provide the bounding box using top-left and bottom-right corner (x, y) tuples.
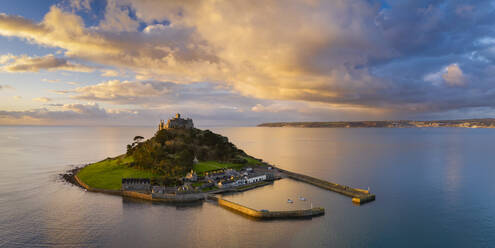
(185, 168), (274, 189)
(122, 167), (274, 194)
(158, 113), (194, 130)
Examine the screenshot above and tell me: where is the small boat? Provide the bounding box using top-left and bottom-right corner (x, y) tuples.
(299, 197), (306, 201)
(287, 199), (293, 203)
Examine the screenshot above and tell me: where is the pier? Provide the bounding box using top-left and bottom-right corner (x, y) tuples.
(209, 195), (325, 219)
(277, 168), (376, 204)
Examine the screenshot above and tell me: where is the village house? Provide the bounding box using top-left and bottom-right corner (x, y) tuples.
(184, 170), (198, 182)
(217, 179), (236, 188)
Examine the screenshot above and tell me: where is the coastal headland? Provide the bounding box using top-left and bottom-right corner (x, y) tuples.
(258, 118), (495, 128)
(63, 113), (375, 220)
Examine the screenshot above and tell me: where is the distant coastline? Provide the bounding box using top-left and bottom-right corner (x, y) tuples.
(257, 118), (495, 128)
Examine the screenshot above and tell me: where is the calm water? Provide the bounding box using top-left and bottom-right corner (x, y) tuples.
(1, 126), (495, 247)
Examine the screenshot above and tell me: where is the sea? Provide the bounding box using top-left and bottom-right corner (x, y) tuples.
(0, 126), (494, 247)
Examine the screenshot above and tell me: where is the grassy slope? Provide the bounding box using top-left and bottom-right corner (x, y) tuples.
(193, 156), (263, 174)
(77, 155), (265, 190)
(77, 155), (158, 190)
(193, 161), (244, 173)
(243, 156), (263, 165)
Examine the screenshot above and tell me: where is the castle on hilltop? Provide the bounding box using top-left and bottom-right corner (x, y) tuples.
(159, 113), (194, 130)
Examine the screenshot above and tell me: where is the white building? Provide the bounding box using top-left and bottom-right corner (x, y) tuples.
(246, 174), (266, 184)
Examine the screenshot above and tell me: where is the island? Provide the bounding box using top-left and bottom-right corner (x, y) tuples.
(258, 118), (495, 128)
(64, 113), (375, 219)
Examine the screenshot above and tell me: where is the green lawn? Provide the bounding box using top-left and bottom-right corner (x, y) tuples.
(193, 161), (245, 173)
(243, 156), (263, 166)
(77, 155), (158, 190)
(78, 155), (261, 189)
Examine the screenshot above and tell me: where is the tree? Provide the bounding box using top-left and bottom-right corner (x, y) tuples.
(127, 128), (243, 177)
(133, 135), (144, 144)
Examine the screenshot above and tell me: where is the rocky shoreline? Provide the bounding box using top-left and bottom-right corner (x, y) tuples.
(60, 166), (84, 189)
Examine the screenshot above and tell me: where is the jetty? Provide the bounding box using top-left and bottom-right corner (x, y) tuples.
(209, 195), (325, 219)
(277, 168), (375, 204)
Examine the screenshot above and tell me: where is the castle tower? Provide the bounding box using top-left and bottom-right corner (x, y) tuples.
(158, 120), (165, 131)
(161, 113), (194, 129)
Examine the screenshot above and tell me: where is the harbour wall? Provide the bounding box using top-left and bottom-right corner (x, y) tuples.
(277, 168), (375, 204)
(122, 190), (152, 200)
(152, 193), (205, 202)
(212, 196), (325, 219)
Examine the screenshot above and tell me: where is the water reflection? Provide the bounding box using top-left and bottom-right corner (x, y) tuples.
(122, 197), (205, 210)
(222, 179), (334, 211)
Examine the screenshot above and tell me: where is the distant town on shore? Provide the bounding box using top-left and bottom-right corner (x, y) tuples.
(258, 118), (495, 128)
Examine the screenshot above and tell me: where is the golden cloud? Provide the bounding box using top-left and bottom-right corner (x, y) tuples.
(33, 97), (52, 102)
(0, 2), (391, 108)
(0, 54), (93, 72)
(72, 80), (169, 101)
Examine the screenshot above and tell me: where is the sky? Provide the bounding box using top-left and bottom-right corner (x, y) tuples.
(0, 0), (495, 126)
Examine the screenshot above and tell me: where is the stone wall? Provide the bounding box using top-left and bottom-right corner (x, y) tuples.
(217, 198), (262, 217)
(152, 193), (205, 202)
(123, 190), (152, 200)
(277, 168), (376, 204)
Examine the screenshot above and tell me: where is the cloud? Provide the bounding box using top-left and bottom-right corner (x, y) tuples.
(0, 84), (13, 90)
(424, 63), (466, 87)
(442, 64), (466, 86)
(0, 6), (215, 79)
(67, 80), (260, 109)
(0, 54), (14, 64)
(251, 103), (293, 113)
(100, 69), (119, 77)
(72, 80), (169, 102)
(43, 78), (81, 85)
(69, 0), (92, 11)
(33, 97), (52, 102)
(0, 4), (384, 103)
(98, 0), (139, 32)
(0, 102), (143, 125)
(61, 102), (106, 115)
(42, 78), (60, 83)
(0, 54), (93, 72)
(51, 90), (71, 94)
(1, 1), (495, 118)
